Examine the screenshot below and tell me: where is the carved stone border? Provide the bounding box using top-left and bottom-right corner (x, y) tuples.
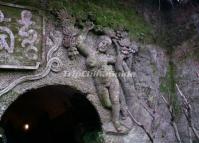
(0, 1), (40, 10)
(0, 31), (63, 98)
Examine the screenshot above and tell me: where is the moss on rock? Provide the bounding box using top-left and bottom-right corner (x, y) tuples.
(160, 61), (181, 117)
(1, 0), (153, 42)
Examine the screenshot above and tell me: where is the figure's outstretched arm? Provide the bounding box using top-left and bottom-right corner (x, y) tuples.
(76, 40), (90, 57)
(76, 22), (94, 57)
(77, 21), (94, 46)
(112, 39), (121, 55)
(112, 39), (126, 72)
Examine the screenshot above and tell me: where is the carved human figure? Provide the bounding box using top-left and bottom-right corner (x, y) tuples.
(62, 21), (94, 60)
(77, 31), (128, 133)
(0, 10), (14, 54)
(112, 31), (139, 106)
(58, 10), (129, 132)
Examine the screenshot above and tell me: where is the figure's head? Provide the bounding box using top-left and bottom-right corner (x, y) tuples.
(97, 36), (112, 53)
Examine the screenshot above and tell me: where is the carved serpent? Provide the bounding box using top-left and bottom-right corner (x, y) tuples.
(0, 57), (61, 97)
(0, 31), (63, 98)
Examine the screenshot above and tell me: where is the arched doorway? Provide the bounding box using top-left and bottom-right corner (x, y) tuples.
(0, 85), (102, 143)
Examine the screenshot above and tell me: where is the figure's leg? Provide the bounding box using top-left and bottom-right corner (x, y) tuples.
(109, 78), (120, 124)
(96, 84), (112, 109)
(109, 78), (128, 133)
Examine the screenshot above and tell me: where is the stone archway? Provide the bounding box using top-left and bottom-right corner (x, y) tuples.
(0, 85), (102, 143)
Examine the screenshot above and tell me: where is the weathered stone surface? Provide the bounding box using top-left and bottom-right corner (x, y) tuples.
(174, 58), (199, 143)
(0, 3), (198, 143)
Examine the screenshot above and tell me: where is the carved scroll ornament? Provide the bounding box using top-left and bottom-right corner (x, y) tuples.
(0, 31), (63, 98)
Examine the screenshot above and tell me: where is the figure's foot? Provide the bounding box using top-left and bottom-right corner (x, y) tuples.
(113, 120), (129, 134)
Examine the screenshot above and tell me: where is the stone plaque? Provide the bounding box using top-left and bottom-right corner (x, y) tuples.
(0, 2), (44, 70)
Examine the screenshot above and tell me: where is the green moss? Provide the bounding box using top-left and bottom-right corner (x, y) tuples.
(5, 90), (19, 98)
(1, 0), (153, 43)
(160, 61), (181, 117)
(56, 0), (152, 42)
(83, 131), (104, 143)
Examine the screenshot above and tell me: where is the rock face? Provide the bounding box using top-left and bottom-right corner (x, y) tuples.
(173, 39), (199, 143)
(0, 2), (198, 143)
(175, 59), (199, 143)
(122, 45), (177, 143)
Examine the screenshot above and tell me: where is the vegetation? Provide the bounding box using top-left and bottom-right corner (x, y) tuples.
(160, 61), (181, 116)
(1, 0), (153, 42)
(5, 91), (19, 99)
(83, 131), (104, 143)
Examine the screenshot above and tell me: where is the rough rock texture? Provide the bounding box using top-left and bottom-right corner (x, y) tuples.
(174, 43), (199, 143)
(122, 45), (177, 143)
(0, 3), (199, 143)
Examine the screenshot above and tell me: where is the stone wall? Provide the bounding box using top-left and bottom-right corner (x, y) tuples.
(0, 2), (198, 143)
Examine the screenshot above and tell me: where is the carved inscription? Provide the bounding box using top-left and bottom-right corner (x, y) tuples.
(0, 10), (14, 54)
(0, 4), (43, 69)
(18, 10), (38, 61)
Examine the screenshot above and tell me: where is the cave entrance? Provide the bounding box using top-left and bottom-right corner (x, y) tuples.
(0, 85), (102, 143)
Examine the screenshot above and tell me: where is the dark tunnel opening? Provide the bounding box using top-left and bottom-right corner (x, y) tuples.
(0, 85), (102, 143)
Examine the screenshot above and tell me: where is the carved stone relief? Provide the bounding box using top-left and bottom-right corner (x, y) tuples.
(0, 4), (142, 143)
(0, 3), (44, 69)
(56, 10), (140, 135)
(0, 30), (63, 98)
